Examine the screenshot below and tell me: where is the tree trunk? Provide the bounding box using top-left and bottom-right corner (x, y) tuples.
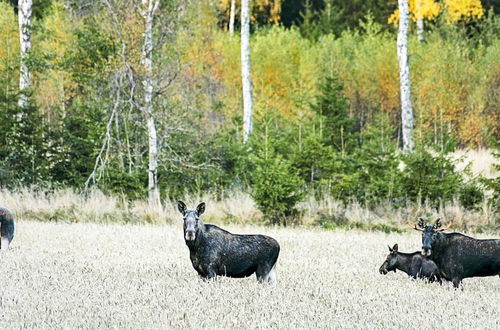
(229, 0), (236, 36)
(241, 0), (253, 143)
(397, 0), (414, 154)
(416, 0), (424, 42)
(416, 19), (424, 43)
(18, 0), (32, 108)
(141, 0), (160, 207)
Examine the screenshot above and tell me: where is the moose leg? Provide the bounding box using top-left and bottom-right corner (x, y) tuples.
(0, 236), (9, 250)
(410, 258), (422, 279)
(452, 277), (462, 289)
(203, 266), (217, 282)
(256, 263), (277, 283)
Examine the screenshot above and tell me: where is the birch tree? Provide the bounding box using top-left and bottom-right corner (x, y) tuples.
(140, 0), (160, 207)
(397, 0), (414, 154)
(229, 0), (236, 36)
(241, 0), (253, 143)
(416, 0), (424, 42)
(18, 0), (32, 108)
(388, 0), (440, 43)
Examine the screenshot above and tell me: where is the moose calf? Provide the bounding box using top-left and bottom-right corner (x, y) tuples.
(379, 244), (441, 283)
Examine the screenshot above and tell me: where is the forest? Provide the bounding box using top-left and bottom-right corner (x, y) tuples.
(0, 0), (499, 229)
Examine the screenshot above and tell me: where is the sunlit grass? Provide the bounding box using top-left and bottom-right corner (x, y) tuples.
(0, 220), (498, 328)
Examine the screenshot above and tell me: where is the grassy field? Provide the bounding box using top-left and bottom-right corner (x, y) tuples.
(0, 220), (498, 328)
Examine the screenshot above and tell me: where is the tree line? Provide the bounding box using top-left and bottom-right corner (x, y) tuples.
(0, 0), (498, 223)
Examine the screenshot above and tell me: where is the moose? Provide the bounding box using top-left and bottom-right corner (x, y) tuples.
(379, 244), (441, 283)
(0, 206), (15, 250)
(177, 201), (280, 283)
(414, 218), (500, 288)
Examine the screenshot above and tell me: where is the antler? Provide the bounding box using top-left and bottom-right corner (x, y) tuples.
(435, 221), (452, 232)
(409, 220), (425, 231)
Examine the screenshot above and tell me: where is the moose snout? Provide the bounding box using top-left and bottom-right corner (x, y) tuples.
(421, 246), (432, 256)
(379, 264), (388, 275)
(185, 230), (196, 241)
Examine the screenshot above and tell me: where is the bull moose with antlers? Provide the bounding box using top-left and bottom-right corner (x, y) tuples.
(414, 218), (500, 288)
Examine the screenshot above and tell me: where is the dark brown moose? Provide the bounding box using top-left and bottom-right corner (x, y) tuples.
(414, 218), (500, 288)
(0, 206), (14, 250)
(379, 243), (441, 283)
(178, 201), (280, 283)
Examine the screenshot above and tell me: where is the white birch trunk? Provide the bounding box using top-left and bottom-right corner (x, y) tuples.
(397, 0), (414, 154)
(18, 0), (32, 109)
(416, 19), (424, 43)
(241, 0), (253, 143)
(416, 0), (424, 42)
(229, 0), (236, 36)
(141, 0), (161, 207)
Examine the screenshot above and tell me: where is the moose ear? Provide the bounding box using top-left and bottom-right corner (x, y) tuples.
(418, 218), (426, 228)
(388, 245), (393, 252)
(177, 201), (187, 215)
(434, 218), (442, 229)
(392, 244), (398, 252)
(196, 202), (206, 216)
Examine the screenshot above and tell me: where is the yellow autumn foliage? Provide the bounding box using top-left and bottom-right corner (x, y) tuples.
(218, 0), (282, 25)
(388, 0), (484, 25)
(444, 0), (484, 23)
(388, 0), (441, 24)
(34, 2), (77, 120)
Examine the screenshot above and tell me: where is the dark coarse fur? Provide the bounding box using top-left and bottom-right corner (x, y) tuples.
(178, 201), (280, 282)
(0, 206), (15, 249)
(418, 219), (500, 288)
(379, 244), (441, 283)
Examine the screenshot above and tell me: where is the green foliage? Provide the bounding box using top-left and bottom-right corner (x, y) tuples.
(458, 183), (484, 210)
(0, 93), (50, 186)
(251, 153), (305, 225)
(310, 75), (356, 153)
(299, 0), (344, 40)
(63, 19), (117, 84)
(399, 149), (463, 207)
(349, 113), (400, 204)
(250, 115), (305, 225)
(479, 145), (500, 214)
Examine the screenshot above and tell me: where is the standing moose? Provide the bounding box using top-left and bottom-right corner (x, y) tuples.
(379, 243), (441, 283)
(0, 206), (15, 250)
(177, 201), (280, 283)
(414, 218), (500, 288)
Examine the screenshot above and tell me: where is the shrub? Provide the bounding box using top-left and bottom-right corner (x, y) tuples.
(400, 149), (463, 206)
(458, 183), (484, 210)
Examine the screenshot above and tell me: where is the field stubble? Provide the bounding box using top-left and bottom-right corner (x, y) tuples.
(0, 221), (499, 329)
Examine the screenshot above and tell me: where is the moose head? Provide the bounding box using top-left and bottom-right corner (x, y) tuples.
(413, 218), (451, 256)
(177, 201), (206, 242)
(379, 244), (399, 275)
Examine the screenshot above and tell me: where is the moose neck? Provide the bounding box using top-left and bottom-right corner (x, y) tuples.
(395, 253), (414, 275)
(427, 232), (448, 261)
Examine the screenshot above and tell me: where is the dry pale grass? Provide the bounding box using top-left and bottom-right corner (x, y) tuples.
(298, 194), (497, 232)
(0, 220), (499, 329)
(0, 188), (263, 226)
(1, 187), (497, 231)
